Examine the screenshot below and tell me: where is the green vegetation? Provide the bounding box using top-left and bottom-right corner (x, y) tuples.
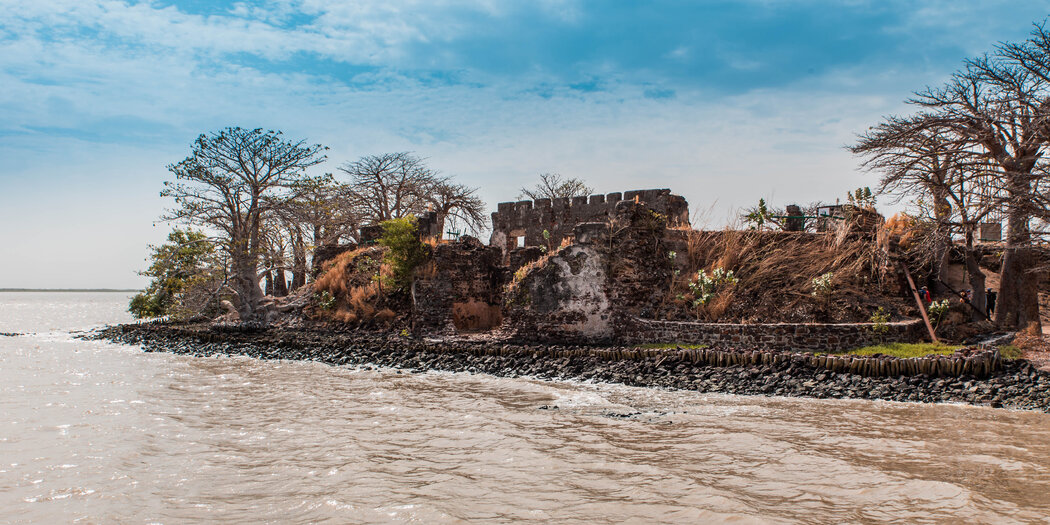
(378, 217), (429, 291)
(635, 342), (708, 350)
(826, 342), (962, 359)
(129, 229), (220, 319)
(811, 272), (834, 297)
(846, 186), (876, 208)
(869, 306), (890, 343)
(998, 345), (1023, 360)
(928, 299), (950, 327)
(687, 267), (738, 307)
(315, 290), (336, 310)
(744, 198), (772, 230)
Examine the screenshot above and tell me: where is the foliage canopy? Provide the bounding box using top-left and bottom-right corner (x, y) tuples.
(129, 229), (220, 319)
(378, 217), (430, 291)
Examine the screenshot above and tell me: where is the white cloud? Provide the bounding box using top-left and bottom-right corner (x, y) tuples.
(0, 0), (1013, 286)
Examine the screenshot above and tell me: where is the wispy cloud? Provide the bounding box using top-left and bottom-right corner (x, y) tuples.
(2, 0), (1050, 286)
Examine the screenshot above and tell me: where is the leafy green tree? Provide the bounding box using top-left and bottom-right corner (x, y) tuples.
(378, 217), (429, 290)
(846, 186), (876, 208)
(129, 229), (219, 319)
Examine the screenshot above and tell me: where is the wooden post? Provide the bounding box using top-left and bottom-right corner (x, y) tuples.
(899, 261), (939, 344)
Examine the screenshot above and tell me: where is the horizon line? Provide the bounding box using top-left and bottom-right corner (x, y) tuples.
(0, 288), (139, 293)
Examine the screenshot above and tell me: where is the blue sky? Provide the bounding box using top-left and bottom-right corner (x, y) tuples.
(1, 0), (1048, 288)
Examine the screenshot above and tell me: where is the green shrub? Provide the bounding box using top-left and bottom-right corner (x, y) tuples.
(811, 272), (835, 297)
(928, 299), (950, 326)
(315, 290), (336, 310)
(687, 267), (738, 307)
(129, 228), (220, 319)
(378, 217), (429, 291)
(869, 306), (890, 343)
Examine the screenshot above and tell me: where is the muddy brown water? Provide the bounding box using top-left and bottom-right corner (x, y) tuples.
(1, 292), (1049, 524)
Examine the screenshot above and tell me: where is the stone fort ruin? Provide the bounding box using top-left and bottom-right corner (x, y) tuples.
(312, 187), (923, 351)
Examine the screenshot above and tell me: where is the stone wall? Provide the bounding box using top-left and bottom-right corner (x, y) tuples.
(504, 244), (614, 343)
(359, 211), (443, 245)
(411, 236), (507, 334)
(311, 243), (357, 277)
(503, 199), (685, 343)
(618, 318), (925, 351)
(489, 188), (689, 256)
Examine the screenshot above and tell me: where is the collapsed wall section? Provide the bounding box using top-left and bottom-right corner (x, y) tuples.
(412, 236), (507, 334)
(504, 244), (614, 343)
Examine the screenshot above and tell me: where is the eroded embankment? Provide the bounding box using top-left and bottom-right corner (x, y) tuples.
(93, 323), (1050, 412)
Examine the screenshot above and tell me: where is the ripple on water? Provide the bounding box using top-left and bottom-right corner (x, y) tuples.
(1, 293), (1050, 523)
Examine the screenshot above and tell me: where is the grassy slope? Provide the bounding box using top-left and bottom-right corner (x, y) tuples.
(827, 342), (962, 358)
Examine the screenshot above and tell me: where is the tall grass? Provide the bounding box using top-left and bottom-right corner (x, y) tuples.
(668, 227), (892, 323)
(312, 247), (397, 325)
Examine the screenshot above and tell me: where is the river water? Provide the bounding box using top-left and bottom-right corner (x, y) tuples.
(1, 292), (1049, 523)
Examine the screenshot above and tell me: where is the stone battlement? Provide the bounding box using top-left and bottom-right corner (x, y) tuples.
(490, 188), (689, 254)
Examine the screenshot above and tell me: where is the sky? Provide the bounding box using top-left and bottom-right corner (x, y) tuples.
(1, 0), (1049, 289)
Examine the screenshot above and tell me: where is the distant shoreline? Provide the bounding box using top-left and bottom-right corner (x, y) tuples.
(0, 289), (137, 293)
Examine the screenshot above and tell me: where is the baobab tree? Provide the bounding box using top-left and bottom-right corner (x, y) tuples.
(853, 23), (1050, 332)
(852, 117), (997, 318)
(281, 174), (362, 289)
(339, 152), (437, 223)
(429, 180), (486, 236)
(163, 127), (327, 321)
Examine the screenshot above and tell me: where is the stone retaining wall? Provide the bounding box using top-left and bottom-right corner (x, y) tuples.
(619, 318), (925, 351)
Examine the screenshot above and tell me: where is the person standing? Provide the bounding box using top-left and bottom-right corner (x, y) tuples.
(986, 288), (997, 316)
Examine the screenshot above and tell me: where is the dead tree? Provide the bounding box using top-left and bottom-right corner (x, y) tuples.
(851, 116), (982, 300)
(338, 152), (436, 224)
(429, 180), (486, 237)
(281, 174), (362, 289)
(338, 152), (486, 239)
(517, 172), (593, 201)
(906, 42), (1050, 331)
(163, 127), (327, 321)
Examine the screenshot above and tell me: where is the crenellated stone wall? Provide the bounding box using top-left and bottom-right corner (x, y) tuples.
(489, 188), (689, 256)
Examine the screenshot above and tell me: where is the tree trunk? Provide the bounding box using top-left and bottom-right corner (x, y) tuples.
(931, 184), (952, 294)
(998, 246), (1041, 332)
(996, 178), (1042, 332)
(273, 269), (288, 297)
(963, 230), (986, 322)
(264, 270), (274, 297)
(292, 230), (307, 289)
(230, 238), (263, 322)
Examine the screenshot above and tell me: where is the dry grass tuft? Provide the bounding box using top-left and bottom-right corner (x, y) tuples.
(312, 247), (399, 325)
(669, 228), (900, 323)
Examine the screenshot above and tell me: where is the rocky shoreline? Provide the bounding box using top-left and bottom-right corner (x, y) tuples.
(93, 323), (1050, 412)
